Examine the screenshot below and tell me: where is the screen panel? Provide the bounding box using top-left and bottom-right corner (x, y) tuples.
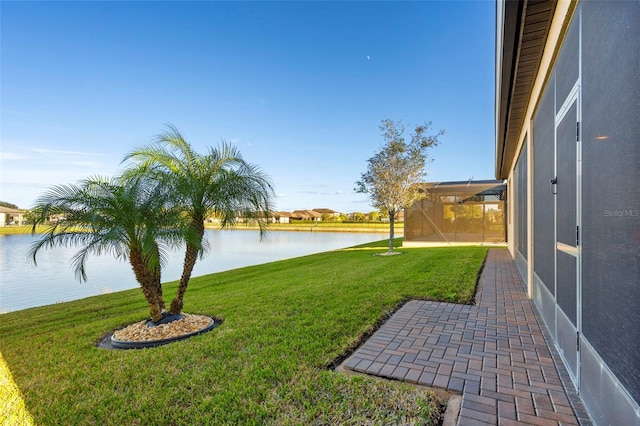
(581, 0), (640, 402)
(533, 78), (556, 295)
(555, 12), (579, 113)
(556, 102), (577, 247)
(556, 251), (577, 326)
(404, 183), (506, 243)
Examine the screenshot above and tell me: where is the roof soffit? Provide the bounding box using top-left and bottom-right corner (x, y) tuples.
(496, 0), (557, 179)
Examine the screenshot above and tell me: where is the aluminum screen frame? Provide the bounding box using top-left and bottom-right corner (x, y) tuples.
(514, 141), (528, 260)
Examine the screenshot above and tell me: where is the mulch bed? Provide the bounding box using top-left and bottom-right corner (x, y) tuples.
(98, 313), (220, 350)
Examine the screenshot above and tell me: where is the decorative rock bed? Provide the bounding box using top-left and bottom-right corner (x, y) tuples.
(99, 313), (220, 350)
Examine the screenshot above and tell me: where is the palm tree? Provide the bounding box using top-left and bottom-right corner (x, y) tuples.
(29, 175), (187, 322)
(123, 125), (275, 315)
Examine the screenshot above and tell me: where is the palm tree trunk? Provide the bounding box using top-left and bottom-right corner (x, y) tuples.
(169, 244), (198, 314)
(169, 219), (205, 314)
(153, 268), (165, 312)
(130, 249), (164, 322)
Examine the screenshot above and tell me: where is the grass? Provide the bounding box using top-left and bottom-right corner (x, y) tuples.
(0, 352), (34, 426)
(0, 225), (44, 235)
(0, 239), (488, 425)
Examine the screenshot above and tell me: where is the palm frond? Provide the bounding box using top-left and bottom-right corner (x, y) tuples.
(29, 174), (181, 283)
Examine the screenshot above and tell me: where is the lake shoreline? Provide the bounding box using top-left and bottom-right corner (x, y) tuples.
(210, 224), (403, 234)
(1, 223), (404, 235)
(1, 230), (388, 313)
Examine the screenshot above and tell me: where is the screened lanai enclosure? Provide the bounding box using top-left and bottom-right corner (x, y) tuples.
(404, 180), (506, 245)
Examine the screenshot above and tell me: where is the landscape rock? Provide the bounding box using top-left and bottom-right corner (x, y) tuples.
(112, 314), (213, 342)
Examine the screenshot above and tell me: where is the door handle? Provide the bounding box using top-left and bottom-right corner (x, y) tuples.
(550, 177), (558, 195)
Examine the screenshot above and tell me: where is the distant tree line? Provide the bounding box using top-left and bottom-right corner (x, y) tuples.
(0, 201), (20, 209)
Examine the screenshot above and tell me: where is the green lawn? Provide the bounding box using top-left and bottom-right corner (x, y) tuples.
(0, 225), (41, 235)
(0, 239), (488, 425)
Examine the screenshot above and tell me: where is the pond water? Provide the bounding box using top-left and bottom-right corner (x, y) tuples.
(0, 230), (383, 313)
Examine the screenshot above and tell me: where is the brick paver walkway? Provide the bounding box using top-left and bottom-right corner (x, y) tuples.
(341, 249), (592, 425)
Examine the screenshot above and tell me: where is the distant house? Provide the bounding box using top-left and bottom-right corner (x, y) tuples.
(291, 210), (322, 221)
(271, 212), (291, 224)
(48, 214), (67, 223)
(312, 208), (341, 218)
(0, 206), (24, 226)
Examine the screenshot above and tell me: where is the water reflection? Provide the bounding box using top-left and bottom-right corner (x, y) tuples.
(0, 230), (382, 313)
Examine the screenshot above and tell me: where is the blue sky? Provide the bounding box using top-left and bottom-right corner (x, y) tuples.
(1, 1), (495, 213)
